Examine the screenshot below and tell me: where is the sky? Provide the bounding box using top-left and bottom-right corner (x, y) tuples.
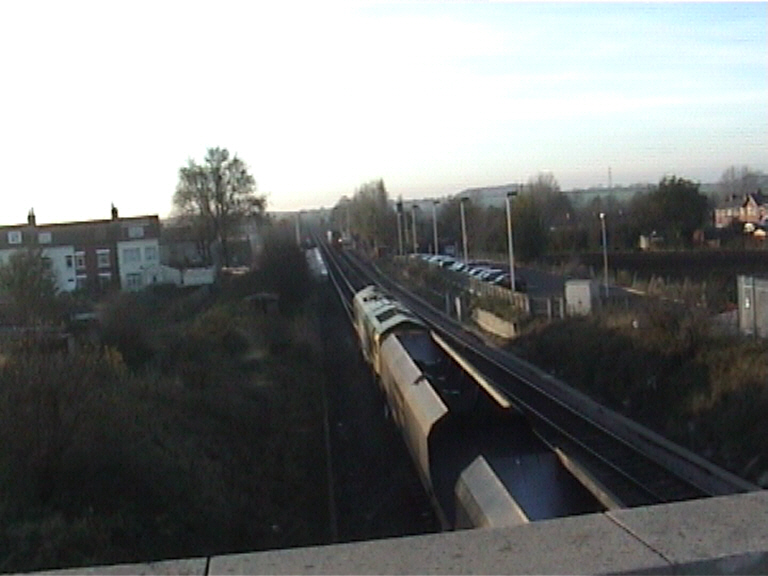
(0, 1), (765, 224)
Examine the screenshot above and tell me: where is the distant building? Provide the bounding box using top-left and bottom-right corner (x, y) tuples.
(0, 207), (160, 293)
(714, 190), (768, 229)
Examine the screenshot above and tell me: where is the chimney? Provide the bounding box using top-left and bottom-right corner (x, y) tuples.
(111, 203), (118, 220)
(28, 209), (36, 227)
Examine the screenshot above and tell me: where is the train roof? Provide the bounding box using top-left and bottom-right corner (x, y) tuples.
(354, 285), (426, 337)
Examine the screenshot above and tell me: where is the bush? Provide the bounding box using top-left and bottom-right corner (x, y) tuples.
(510, 304), (768, 483)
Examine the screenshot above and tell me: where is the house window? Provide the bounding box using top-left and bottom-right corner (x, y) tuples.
(128, 226), (145, 239)
(75, 251), (86, 270)
(65, 255), (73, 269)
(76, 275), (88, 291)
(98, 272), (112, 289)
(7, 231), (22, 244)
(122, 247), (141, 264)
(38, 232), (52, 244)
(144, 245), (157, 262)
(97, 249), (110, 268)
(126, 273), (143, 290)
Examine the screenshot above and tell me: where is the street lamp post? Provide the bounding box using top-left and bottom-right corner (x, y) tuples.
(460, 197), (469, 262)
(432, 200), (439, 255)
(505, 191), (517, 295)
(412, 206), (418, 254)
(600, 212), (608, 297)
(396, 200), (403, 256)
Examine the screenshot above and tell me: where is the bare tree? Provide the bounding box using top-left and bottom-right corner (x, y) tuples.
(173, 148), (266, 267)
(0, 248), (61, 325)
(719, 165), (761, 201)
(339, 179), (395, 254)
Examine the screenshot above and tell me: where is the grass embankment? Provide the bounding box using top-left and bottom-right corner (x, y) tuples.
(0, 236), (329, 573)
(508, 304), (768, 486)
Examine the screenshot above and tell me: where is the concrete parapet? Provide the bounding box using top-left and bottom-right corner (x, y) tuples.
(27, 491), (768, 575)
(31, 558), (208, 575)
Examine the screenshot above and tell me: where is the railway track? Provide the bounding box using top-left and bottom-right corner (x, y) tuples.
(328, 245), (757, 510)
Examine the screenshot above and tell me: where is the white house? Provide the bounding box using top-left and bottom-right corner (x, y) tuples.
(116, 237), (161, 291)
(0, 245), (77, 293)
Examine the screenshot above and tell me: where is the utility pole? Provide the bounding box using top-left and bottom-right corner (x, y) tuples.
(460, 197), (469, 262)
(295, 211), (301, 246)
(411, 206), (418, 254)
(432, 200), (439, 255)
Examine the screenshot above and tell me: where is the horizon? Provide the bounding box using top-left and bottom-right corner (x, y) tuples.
(1, 1), (765, 225)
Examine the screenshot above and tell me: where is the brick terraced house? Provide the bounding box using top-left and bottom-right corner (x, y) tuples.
(0, 207), (160, 293)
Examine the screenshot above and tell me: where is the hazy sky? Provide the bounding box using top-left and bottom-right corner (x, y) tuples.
(0, 1), (765, 224)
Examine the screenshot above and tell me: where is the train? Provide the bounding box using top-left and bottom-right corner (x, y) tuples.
(352, 285), (602, 530)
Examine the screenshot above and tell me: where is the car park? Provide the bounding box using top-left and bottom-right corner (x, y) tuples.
(493, 273), (527, 292)
(479, 268), (504, 282)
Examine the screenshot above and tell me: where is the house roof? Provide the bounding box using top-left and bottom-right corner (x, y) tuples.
(716, 190), (767, 210)
(745, 190), (768, 207)
(0, 215), (161, 250)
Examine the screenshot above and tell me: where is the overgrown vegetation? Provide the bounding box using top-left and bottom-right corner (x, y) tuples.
(509, 303), (768, 486)
(0, 248), (63, 326)
(0, 232), (328, 573)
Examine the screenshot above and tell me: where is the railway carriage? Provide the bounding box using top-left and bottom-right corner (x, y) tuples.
(352, 285), (426, 375)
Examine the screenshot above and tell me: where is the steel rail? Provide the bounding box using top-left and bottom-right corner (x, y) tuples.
(345, 251), (757, 507)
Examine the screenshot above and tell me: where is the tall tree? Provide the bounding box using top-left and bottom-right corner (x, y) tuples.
(0, 248), (61, 325)
(511, 192), (549, 261)
(342, 179), (395, 254)
(631, 176), (708, 247)
(173, 148), (266, 267)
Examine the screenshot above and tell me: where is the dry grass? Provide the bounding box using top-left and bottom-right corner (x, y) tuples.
(0, 242), (329, 573)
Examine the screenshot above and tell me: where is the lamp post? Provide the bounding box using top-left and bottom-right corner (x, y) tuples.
(600, 212), (608, 297)
(460, 197), (469, 263)
(411, 205), (419, 254)
(396, 200), (403, 256)
(505, 191), (517, 295)
(345, 202), (350, 238)
(432, 200), (439, 255)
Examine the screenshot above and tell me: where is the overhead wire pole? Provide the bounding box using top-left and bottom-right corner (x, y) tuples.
(432, 200), (439, 255)
(460, 197), (469, 263)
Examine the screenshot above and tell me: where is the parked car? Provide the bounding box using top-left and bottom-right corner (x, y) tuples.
(479, 268), (504, 282)
(493, 273), (527, 292)
(468, 267), (490, 278)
